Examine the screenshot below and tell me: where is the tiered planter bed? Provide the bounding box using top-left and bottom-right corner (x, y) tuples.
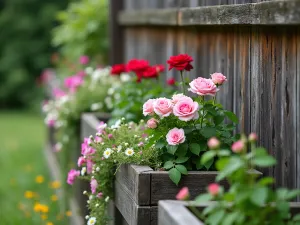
(158, 200), (300, 225)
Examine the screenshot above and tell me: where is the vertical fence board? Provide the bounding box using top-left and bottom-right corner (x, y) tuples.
(297, 27), (300, 195)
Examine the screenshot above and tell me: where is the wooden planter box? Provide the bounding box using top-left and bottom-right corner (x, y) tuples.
(158, 200), (300, 225)
(114, 165), (233, 225)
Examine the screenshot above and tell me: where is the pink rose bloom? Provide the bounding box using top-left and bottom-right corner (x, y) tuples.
(173, 97), (199, 121)
(90, 178), (98, 194)
(176, 187), (190, 200)
(248, 133), (257, 142)
(67, 169), (80, 185)
(143, 99), (156, 116)
(52, 88), (66, 99)
(153, 98), (173, 118)
(47, 119), (55, 127)
(64, 75), (83, 92)
(81, 138), (89, 155)
(171, 93), (190, 104)
(79, 55), (89, 65)
(77, 156), (86, 167)
(147, 118), (158, 129)
(97, 192), (103, 198)
(188, 77), (219, 96)
(208, 183), (220, 196)
(166, 128), (186, 145)
(207, 137), (220, 150)
(231, 140), (244, 153)
(95, 136), (103, 143)
(211, 73), (227, 85)
(87, 160), (94, 174)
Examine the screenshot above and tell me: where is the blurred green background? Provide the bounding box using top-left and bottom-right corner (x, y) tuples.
(0, 0), (109, 224)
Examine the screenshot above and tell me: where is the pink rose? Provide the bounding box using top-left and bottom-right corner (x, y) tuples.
(211, 73), (227, 85)
(147, 118), (158, 129)
(208, 183), (220, 196)
(207, 137), (220, 150)
(79, 55), (89, 65)
(166, 128), (185, 145)
(176, 187), (190, 200)
(143, 99), (156, 116)
(97, 192), (103, 198)
(188, 77), (219, 96)
(153, 98), (173, 118)
(86, 160), (94, 174)
(248, 133), (257, 142)
(173, 97), (199, 121)
(171, 93), (191, 104)
(231, 140), (244, 153)
(77, 156), (86, 167)
(67, 169), (80, 185)
(90, 178), (98, 194)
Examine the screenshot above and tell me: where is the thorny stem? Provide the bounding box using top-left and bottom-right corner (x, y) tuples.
(180, 71), (185, 94)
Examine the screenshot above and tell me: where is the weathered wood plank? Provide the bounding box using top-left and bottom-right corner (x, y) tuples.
(119, 1), (300, 26)
(115, 164), (152, 205)
(297, 27), (300, 200)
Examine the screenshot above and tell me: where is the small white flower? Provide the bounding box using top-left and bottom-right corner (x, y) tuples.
(140, 119), (144, 123)
(85, 67), (94, 75)
(91, 103), (103, 111)
(96, 132), (101, 137)
(105, 196), (110, 202)
(103, 148), (112, 159)
(117, 145), (122, 152)
(121, 117), (125, 121)
(87, 217), (96, 225)
(145, 138), (149, 141)
(105, 97), (113, 109)
(114, 93), (121, 100)
(81, 167), (87, 176)
(98, 123), (107, 130)
(134, 135), (138, 138)
(92, 170), (95, 174)
(111, 120), (121, 129)
(83, 191), (87, 195)
(87, 200), (90, 204)
(89, 195), (93, 200)
(125, 148), (135, 156)
(124, 143), (129, 146)
(101, 142), (105, 145)
(91, 176), (94, 179)
(107, 87), (115, 95)
(96, 167), (100, 172)
(95, 203), (99, 207)
(120, 73), (131, 82)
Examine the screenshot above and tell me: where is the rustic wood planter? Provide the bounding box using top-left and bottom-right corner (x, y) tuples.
(158, 200), (300, 225)
(114, 165), (231, 225)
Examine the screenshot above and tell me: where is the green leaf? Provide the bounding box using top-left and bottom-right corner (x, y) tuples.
(216, 157), (244, 181)
(201, 151), (216, 165)
(163, 161), (174, 170)
(223, 212), (239, 225)
(216, 158), (229, 171)
(218, 150), (231, 157)
(200, 127), (217, 138)
(286, 189), (300, 200)
(250, 187), (268, 206)
(204, 158), (214, 170)
(176, 143), (188, 156)
(155, 138), (165, 149)
(258, 177), (274, 186)
(167, 145), (178, 155)
(293, 214), (300, 221)
(195, 193), (212, 203)
(175, 157), (189, 164)
(190, 143), (201, 155)
(224, 111), (239, 123)
(214, 115), (225, 125)
(253, 155), (276, 167)
(206, 209), (225, 225)
(175, 165), (188, 175)
(168, 168), (181, 185)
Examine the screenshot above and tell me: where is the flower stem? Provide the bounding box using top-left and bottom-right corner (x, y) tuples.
(180, 71), (185, 94)
(200, 96), (205, 128)
(188, 204), (204, 220)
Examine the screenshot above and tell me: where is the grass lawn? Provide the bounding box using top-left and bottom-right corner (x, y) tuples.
(0, 111), (69, 225)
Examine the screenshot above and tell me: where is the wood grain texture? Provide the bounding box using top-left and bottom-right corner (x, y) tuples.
(119, 1), (300, 26)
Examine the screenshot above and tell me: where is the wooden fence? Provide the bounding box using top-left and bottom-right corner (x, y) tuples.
(109, 0), (300, 191)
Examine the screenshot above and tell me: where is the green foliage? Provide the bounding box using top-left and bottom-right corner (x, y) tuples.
(52, 0), (108, 63)
(194, 136), (300, 225)
(0, 0), (68, 108)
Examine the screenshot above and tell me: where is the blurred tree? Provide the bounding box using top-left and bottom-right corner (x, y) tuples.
(0, 0), (68, 109)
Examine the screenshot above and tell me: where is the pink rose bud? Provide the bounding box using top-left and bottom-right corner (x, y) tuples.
(208, 183), (220, 196)
(108, 134), (113, 139)
(207, 137), (220, 150)
(97, 192), (103, 198)
(248, 133), (257, 142)
(79, 55), (89, 65)
(147, 118), (158, 129)
(231, 140), (244, 153)
(176, 187), (190, 200)
(211, 73), (227, 85)
(77, 156), (86, 167)
(166, 128), (186, 145)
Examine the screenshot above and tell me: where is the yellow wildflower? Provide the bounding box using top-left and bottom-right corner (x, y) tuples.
(34, 203), (49, 213)
(35, 175), (44, 184)
(46, 222), (54, 225)
(50, 181), (61, 189)
(41, 214), (48, 220)
(66, 210), (72, 217)
(50, 195), (58, 202)
(24, 191), (35, 199)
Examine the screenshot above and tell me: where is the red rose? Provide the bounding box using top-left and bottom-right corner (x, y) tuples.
(111, 64), (127, 75)
(167, 54), (193, 71)
(154, 64), (165, 73)
(167, 78), (176, 86)
(127, 59), (150, 82)
(142, 66), (159, 78)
